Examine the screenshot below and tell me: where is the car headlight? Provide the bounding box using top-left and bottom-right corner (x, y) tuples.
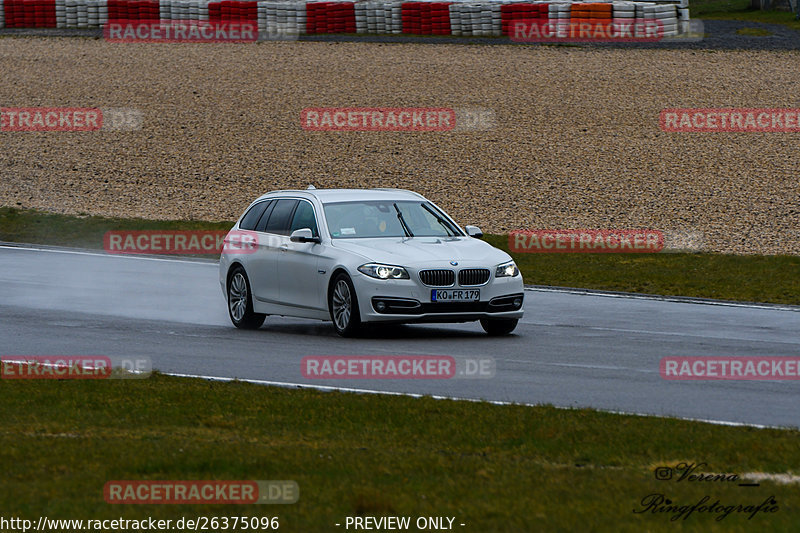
(358, 263), (410, 280)
(495, 260), (519, 278)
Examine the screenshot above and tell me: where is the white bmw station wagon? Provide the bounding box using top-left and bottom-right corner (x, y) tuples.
(219, 187), (524, 336)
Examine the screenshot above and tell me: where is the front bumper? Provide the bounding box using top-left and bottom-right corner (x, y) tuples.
(353, 269), (525, 324)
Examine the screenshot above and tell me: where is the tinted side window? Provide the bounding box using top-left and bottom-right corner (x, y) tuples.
(289, 201), (319, 237)
(264, 199), (299, 236)
(239, 201), (270, 231)
(254, 200), (276, 232)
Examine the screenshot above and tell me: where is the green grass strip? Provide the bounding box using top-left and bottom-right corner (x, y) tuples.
(0, 372), (798, 531)
(691, 0), (800, 31)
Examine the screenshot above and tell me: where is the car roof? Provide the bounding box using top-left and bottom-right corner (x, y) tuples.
(252, 188), (427, 204)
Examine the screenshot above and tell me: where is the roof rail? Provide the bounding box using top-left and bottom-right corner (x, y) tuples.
(266, 189), (317, 195)
(370, 188), (425, 198)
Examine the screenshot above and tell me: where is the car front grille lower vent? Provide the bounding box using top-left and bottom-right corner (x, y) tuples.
(419, 269), (455, 287)
(458, 268), (490, 286)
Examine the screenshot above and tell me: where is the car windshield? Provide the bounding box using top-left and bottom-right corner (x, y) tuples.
(324, 200), (462, 239)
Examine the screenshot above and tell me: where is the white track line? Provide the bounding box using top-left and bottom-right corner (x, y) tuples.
(0, 243), (213, 265)
(526, 286), (800, 312)
(163, 371), (792, 430)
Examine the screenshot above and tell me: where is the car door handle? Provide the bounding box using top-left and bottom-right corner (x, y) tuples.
(279, 244), (289, 252)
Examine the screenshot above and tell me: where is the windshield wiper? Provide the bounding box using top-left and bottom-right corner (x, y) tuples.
(421, 203), (457, 236)
(393, 203), (414, 237)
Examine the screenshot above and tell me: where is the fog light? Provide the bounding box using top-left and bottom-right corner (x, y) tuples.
(513, 298), (522, 308)
(376, 301), (386, 312)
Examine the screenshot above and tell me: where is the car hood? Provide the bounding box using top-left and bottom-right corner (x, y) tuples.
(330, 236), (511, 268)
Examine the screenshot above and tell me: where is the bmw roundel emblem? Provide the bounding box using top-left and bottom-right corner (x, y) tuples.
(450, 261), (458, 266)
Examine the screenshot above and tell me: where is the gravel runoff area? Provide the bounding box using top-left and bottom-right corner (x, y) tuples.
(0, 37), (798, 254)
(2, 20), (800, 50)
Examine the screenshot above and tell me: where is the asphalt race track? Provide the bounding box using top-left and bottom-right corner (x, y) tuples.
(1, 243), (798, 428)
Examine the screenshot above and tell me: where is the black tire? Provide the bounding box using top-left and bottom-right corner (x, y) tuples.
(227, 266), (266, 329)
(328, 272), (362, 337)
(480, 318), (518, 336)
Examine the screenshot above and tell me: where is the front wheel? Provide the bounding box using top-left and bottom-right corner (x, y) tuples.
(227, 267), (266, 329)
(480, 318), (518, 336)
(329, 273), (362, 337)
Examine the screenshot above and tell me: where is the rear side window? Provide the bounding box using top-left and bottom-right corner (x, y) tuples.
(254, 200), (277, 232)
(289, 201), (319, 237)
(239, 201), (270, 231)
(264, 199), (299, 236)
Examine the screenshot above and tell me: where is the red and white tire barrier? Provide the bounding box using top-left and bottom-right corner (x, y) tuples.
(3, 0), (57, 28)
(401, 1), (451, 35)
(305, 1), (355, 33)
(449, 2), (501, 36)
(258, 1), (305, 36)
(641, 3), (678, 36)
(57, 0), (109, 28)
(207, 0), (258, 26)
(501, 3), (547, 37)
(108, 0), (159, 20)
(0, 0), (688, 37)
(355, 1), (401, 34)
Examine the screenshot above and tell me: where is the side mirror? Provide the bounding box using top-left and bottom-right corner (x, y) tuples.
(465, 225), (484, 239)
(290, 228), (320, 243)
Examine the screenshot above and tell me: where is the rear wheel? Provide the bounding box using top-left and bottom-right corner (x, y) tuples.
(227, 267), (266, 329)
(329, 273), (362, 337)
(480, 318), (518, 336)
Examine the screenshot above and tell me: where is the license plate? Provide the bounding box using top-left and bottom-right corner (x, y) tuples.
(431, 289), (480, 302)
